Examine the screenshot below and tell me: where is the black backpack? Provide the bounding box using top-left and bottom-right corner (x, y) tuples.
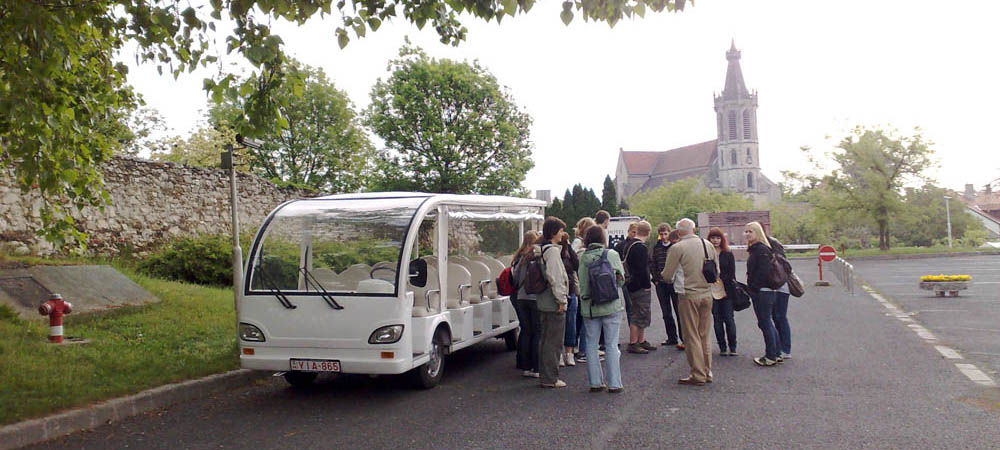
(523, 244), (553, 295)
(701, 239), (718, 284)
(588, 250), (620, 305)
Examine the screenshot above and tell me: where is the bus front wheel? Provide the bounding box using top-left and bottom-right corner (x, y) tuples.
(414, 328), (448, 389)
(283, 371), (318, 388)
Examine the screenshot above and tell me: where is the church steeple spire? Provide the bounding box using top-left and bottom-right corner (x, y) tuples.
(723, 40), (747, 100)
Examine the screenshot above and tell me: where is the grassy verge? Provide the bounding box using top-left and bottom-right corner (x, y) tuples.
(838, 246), (1000, 259)
(0, 266), (238, 426)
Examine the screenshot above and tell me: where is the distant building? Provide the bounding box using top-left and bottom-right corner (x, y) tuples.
(616, 41), (780, 205)
(959, 183), (1000, 239)
(535, 190), (552, 205)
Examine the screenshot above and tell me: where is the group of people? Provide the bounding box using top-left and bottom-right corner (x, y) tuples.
(508, 210), (794, 390)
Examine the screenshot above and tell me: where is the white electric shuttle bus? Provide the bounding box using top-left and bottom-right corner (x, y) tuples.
(237, 193), (546, 388)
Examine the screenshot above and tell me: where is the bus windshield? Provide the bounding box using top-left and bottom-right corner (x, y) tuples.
(248, 196), (428, 297)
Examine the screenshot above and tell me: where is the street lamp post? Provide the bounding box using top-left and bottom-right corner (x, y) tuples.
(222, 144), (242, 333)
(943, 195), (953, 248)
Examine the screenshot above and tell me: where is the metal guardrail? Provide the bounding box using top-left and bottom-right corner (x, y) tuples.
(730, 244), (819, 251)
(828, 256), (856, 296)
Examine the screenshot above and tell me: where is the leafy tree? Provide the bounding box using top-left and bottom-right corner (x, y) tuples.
(112, 106), (169, 157)
(601, 175), (620, 216)
(150, 123), (245, 170)
(208, 60), (372, 193)
(366, 44), (533, 195)
(766, 201), (831, 245)
(1, 0), (689, 249)
(893, 185), (978, 247)
(806, 126), (936, 250)
(629, 178), (753, 231)
(545, 184), (601, 232)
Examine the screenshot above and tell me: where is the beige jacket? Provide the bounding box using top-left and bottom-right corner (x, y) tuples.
(661, 233), (719, 299)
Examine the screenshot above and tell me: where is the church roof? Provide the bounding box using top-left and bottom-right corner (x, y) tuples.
(621, 151), (662, 175)
(621, 140), (718, 192)
(651, 140), (718, 174)
(722, 40), (748, 100)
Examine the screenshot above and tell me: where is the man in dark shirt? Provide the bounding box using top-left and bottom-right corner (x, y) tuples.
(615, 222), (638, 328)
(651, 223), (681, 347)
(624, 221), (656, 354)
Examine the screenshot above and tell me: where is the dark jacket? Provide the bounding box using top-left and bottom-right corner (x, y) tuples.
(718, 250), (737, 299)
(746, 241), (773, 292)
(623, 239), (651, 292)
(650, 241), (670, 283)
(561, 243), (580, 296)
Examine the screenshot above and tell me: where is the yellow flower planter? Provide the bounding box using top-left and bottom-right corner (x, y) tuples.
(919, 275), (971, 297)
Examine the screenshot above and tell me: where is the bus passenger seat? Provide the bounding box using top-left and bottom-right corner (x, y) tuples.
(459, 260), (492, 303)
(497, 255), (514, 267)
(410, 266), (440, 317)
(446, 263), (472, 309)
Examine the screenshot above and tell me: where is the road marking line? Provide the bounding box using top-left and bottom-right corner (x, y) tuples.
(907, 324), (938, 341)
(934, 345), (962, 359)
(955, 363), (997, 386)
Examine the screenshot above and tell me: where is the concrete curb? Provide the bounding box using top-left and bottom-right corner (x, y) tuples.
(0, 369), (271, 450)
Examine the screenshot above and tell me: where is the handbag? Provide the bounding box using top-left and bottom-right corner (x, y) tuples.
(788, 271), (805, 298)
(701, 239), (718, 284)
(766, 250), (789, 290)
(732, 281), (752, 312)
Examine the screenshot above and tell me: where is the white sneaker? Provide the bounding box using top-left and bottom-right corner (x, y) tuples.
(558, 353), (566, 367)
(523, 370), (537, 378)
(541, 379), (567, 388)
(565, 352), (576, 366)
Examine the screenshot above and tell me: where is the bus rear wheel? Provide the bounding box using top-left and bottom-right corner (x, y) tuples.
(502, 328), (518, 351)
(283, 371), (318, 388)
(414, 328), (447, 389)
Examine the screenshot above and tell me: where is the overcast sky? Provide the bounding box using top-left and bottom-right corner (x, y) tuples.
(127, 0), (1000, 198)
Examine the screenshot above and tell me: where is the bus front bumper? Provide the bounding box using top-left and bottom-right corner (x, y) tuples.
(240, 346), (417, 375)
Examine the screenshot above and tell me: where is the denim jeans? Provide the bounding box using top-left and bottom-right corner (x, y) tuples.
(771, 292), (791, 355)
(513, 299), (540, 372)
(583, 311), (623, 389)
(564, 293), (579, 347)
(751, 290), (779, 360)
(655, 282), (679, 343)
(712, 296), (737, 352)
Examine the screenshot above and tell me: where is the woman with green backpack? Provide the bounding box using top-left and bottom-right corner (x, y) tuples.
(577, 226), (627, 393)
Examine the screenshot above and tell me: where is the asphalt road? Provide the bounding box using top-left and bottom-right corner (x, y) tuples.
(28, 259), (1000, 449)
(852, 254), (1000, 390)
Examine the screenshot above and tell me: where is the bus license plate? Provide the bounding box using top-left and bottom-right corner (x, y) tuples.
(289, 359), (341, 372)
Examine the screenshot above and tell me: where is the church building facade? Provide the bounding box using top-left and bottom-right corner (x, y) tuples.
(615, 42), (780, 205)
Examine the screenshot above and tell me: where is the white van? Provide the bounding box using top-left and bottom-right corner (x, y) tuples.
(237, 193), (546, 388)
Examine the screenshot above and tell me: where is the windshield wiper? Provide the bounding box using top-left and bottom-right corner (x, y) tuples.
(255, 266), (297, 309)
(299, 266), (345, 310)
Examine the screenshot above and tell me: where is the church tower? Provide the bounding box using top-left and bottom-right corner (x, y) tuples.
(714, 41), (761, 193)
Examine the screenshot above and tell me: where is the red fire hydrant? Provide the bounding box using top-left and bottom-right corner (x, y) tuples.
(38, 293), (72, 343)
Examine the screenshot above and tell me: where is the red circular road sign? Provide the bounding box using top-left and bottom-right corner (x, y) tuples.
(818, 245), (837, 262)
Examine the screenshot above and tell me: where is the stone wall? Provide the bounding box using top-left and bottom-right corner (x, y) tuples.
(0, 156), (309, 255)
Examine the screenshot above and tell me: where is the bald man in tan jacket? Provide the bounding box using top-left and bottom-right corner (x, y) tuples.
(661, 218), (719, 386)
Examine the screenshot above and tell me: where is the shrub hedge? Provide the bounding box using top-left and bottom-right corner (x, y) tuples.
(139, 235), (234, 286)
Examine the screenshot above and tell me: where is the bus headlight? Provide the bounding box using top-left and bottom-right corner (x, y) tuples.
(239, 323), (266, 342)
(368, 325), (404, 344)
